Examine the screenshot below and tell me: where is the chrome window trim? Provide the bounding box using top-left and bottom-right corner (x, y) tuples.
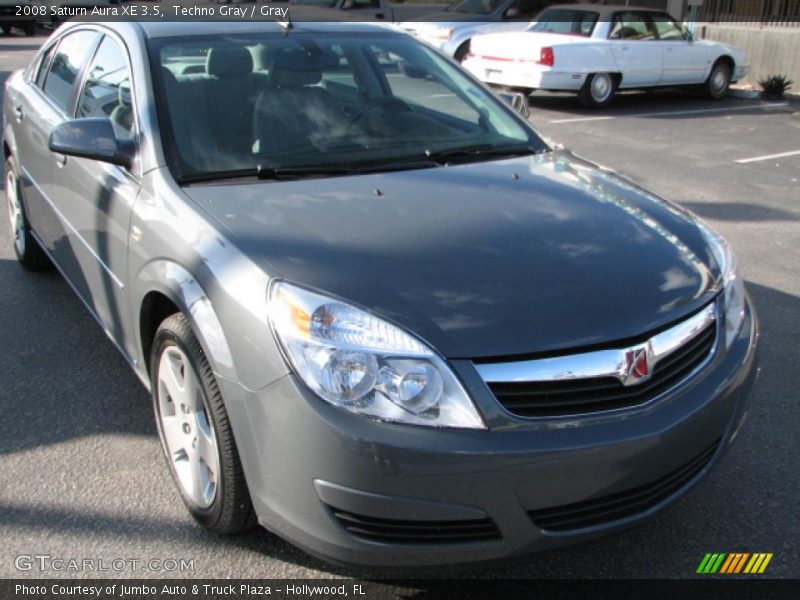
(475, 302), (716, 385)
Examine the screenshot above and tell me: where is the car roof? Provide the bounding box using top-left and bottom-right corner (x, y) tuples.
(134, 20), (397, 39)
(55, 20), (400, 41)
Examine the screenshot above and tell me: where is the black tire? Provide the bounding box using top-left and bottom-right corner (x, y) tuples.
(579, 72), (617, 109)
(1, 25), (10, 36)
(151, 313), (255, 534)
(5, 158), (48, 270)
(23, 22), (35, 36)
(453, 41), (470, 63)
(703, 60), (732, 99)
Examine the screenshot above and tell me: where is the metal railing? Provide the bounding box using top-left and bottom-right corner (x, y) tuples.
(692, 0), (800, 26)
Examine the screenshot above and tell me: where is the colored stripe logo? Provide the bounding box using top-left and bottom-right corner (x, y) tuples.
(697, 553), (773, 574)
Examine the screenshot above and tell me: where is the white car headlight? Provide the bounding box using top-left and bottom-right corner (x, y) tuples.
(698, 223), (746, 349)
(268, 282), (486, 429)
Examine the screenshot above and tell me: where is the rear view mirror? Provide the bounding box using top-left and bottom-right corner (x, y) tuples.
(497, 91), (530, 119)
(49, 118), (134, 169)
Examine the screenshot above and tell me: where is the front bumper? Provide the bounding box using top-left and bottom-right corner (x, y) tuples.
(221, 299), (759, 568)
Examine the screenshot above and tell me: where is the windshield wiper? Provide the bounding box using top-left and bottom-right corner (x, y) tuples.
(176, 158), (438, 185)
(423, 144), (547, 166)
(256, 165), (357, 179)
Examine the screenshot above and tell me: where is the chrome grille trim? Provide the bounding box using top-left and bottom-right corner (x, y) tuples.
(475, 303), (716, 386)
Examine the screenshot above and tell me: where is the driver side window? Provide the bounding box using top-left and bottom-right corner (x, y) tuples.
(76, 35), (135, 141)
(652, 14), (687, 40)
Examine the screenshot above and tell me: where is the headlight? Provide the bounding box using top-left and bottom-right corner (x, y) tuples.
(268, 282), (486, 429)
(698, 223), (746, 349)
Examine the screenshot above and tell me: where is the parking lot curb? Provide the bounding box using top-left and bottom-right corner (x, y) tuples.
(729, 88), (763, 100)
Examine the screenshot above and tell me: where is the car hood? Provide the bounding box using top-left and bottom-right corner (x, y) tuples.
(183, 151), (719, 359)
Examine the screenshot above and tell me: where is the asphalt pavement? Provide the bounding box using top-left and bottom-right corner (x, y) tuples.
(1, 33), (799, 580)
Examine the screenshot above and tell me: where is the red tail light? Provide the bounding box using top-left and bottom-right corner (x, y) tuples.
(537, 47), (554, 67)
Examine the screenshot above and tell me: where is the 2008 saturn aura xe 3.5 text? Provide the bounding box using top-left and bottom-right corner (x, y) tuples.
(3, 21), (758, 568)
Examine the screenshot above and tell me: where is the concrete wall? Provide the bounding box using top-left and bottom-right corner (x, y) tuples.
(699, 24), (800, 91)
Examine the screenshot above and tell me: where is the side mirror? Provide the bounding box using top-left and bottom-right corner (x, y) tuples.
(49, 118), (134, 169)
(497, 91), (530, 119)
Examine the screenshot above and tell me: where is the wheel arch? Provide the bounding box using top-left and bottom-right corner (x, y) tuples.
(715, 54), (735, 71)
(135, 260), (237, 385)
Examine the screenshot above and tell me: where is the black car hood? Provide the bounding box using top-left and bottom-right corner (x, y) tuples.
(184, 151), (720, 359)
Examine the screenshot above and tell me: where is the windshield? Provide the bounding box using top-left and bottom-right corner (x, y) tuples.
(149, 31), (546, 183)
(447, 0), (504, 15)
(529, 9), (599, 36)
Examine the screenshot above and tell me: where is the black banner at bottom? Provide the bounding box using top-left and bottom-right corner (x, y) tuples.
(3, 579), (800, 600)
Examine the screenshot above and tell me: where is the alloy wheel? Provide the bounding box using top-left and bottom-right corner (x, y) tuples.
(156, 345), (219, 509)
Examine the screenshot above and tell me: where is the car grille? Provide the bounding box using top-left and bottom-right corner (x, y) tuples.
(528, 439), (720, 532)
(327, 506), (501, 544)
(485, 312), (717, 418)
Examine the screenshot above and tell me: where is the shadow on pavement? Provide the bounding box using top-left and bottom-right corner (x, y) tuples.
(527, 88), (790, 120)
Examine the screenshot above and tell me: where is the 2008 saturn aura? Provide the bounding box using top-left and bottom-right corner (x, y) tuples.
(3, 21), (758, 567)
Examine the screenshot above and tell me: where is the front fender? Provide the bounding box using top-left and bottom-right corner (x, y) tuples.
(133, 260), (237, 385)
(3, 71), (23, 158)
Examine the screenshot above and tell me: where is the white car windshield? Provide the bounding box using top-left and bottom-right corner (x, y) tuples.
(150, 31), (546, 183)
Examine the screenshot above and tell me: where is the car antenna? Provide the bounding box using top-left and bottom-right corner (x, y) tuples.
(280, 10), (293, 35)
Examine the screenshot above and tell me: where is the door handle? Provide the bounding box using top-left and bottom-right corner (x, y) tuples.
(13, 105), (23, 122)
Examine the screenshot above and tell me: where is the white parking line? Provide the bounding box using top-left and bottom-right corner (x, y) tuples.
(548, 102), (790, 124)
(734, 149), (800, 164)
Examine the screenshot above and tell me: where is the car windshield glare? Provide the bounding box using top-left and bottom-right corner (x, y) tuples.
(529, 10), (599, 37)
(151, 32), (544, 182)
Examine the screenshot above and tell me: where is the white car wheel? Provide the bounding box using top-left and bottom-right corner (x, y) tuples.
(580, 73), (616, 108)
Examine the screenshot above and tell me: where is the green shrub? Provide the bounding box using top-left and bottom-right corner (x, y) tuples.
(758, 74), (794, 99)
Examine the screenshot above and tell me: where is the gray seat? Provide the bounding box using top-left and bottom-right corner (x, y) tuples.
(204, 45), (263, 158)
(253, 48), (348, 158)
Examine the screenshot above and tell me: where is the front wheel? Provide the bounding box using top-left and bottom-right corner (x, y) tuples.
(5, 158), (48, 270)
(579, 72), (617, 109)
(703, 61), (731, 99)
(23, 22), (35, 36)
(151, 313), (255, 534)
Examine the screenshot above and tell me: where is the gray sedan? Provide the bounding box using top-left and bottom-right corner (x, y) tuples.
(3, 21), (758, 568)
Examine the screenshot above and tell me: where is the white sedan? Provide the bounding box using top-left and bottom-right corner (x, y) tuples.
(462, 4), (748, 107)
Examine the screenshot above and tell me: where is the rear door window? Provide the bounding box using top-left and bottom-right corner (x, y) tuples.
(42, 30), (99, 112)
